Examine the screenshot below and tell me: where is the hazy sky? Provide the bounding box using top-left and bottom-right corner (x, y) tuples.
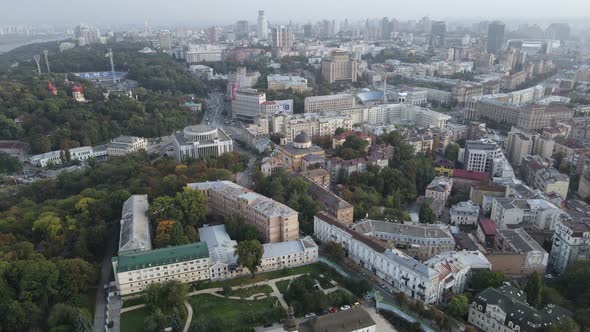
(2, 0), (590, 25)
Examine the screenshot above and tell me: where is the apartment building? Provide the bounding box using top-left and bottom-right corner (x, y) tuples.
(490, 197), (567, 231)
(550, 219), (590, 274)
(270, 113), (353, 143)
(298, 174), (354, 225)
(304, 94), (357, 113)
(487, 228), (548, 277)
(425, 176), (453, 203)
(351, 219), (455, 260)
(462, 139), (503, 173)
(450, 201), (480, 226)
(521, 155), (570, 199)
(188, 181), (299, 243)
(472, 100), (574, 130)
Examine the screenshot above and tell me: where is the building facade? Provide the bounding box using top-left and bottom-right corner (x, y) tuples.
(172, 125), (233, 162)
(550, 220), (590, 274)
(189, 181), (299, 243)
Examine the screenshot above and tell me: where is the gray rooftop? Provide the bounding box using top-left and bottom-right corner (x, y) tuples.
(353, 219), (454, 240)
(118, 195), (152, 255)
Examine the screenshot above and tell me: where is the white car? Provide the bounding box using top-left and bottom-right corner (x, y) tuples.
(340, 305), (351, 311)
(305, 313), (316, 318)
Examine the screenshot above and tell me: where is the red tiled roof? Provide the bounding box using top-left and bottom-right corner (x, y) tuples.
(452, 169), (490, 182)
(334, 131), (370, 141)
(479, 219), (496, 236)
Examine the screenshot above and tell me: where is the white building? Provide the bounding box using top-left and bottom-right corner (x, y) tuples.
(450, 201), (480, 226)
(107, 136), (147, 157)
(172, 125), (233, 162)
(314, 212), (490, 304)
(29, 146), (101, 167)
(462, 139), (503, 173)
(112, 242), (211, 295)
(490, 197), (567, 231)
(270, 113), (353, 142)
(185, 45), (223, 63)
(267, 74), (309, 92)
(550, 220), (590, 274)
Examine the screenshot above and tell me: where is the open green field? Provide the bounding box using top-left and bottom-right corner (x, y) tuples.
(120, 307), (148, 332)
(189, 294), (285, 328)
(203, 263), (328, 288)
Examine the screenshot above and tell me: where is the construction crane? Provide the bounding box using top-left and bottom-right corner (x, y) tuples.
(105, 48), (116, 84)
(43, 50), (51, 73)
(33, 55), (42, 75)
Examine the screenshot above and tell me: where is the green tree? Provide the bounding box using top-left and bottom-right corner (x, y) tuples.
(448, 294), (469, 319)
(471, 270), (508, 293)
(55, 258), (96, 302)
(444, 143), (460, 162)
(545, 316), (580, 332)
(325, 241), (344, 262)
(235, 240), (264, 277)
(148, 196), (184, 223)
(143, 280), (188, 315)
(335, 127), (345, 135)
(525, 271), (543, 307)
(175, 188), (208, 226)
(48, 303), (92, 332)
(419, 202), (434, 224)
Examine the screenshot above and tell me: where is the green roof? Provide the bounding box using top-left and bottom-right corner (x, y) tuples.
(113, 242), (209, 272)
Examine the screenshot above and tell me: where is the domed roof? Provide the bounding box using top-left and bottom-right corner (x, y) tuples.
(294, 131), (311, 144)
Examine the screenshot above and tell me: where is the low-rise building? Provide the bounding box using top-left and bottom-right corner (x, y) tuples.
(172, 125), (233, 162)
(314, 212), (490, 304)
(298, 307), (376, 332)
(304, 94), (357, 113)
(477, 219), (497, 249)
(267, 74), (309, 92)
(425, 176), (453, 203)
(112, 242), (210, 295)
(490, 197), (567, 231)
(487, 228), (549, 276)
(298, 173), (354, 225)
(468, 284), (571, 332)
(189, 181), (299, 243)
(107, 136), (147, 157)
(550, 219), (590, 274)
(118, 195), (152, 255)
(452, 169), (490, 193)
(352, 219), (455, 260)
(450, 201), (480, 226)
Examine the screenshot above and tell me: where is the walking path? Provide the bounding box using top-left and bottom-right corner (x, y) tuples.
(182, 301), (192, 332)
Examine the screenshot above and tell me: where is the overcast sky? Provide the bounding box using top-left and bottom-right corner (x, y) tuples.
(2, 0), (589, 26)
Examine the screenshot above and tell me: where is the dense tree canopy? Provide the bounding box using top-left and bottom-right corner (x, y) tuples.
(235, 240), (264, 277)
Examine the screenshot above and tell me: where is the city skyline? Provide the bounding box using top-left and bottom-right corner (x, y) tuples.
(1, 0), (590, 25)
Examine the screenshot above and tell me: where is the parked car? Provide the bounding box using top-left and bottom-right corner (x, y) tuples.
(328, 307), (337, 313)
(305, 313), (316, 318)
(340, 305), (351, 311)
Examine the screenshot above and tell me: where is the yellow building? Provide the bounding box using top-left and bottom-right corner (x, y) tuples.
(276, 132), (325, 171)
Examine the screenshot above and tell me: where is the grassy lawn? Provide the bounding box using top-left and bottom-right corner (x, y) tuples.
(203, 263), (327, 288)
(276, 280), (291, 294)
(317, 275), (334, 289)
(189, 294), (285, 328)
(230, 284), (273, 298)
(122, 297), (144, 308)
(120, 307), (147, 332)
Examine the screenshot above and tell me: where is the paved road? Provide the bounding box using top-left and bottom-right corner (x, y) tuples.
(93, 225), (118, 332)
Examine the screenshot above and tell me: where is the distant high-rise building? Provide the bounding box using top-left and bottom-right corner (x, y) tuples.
(487, 21), (505, 54)
(158, 30), (171, 50)
(208, 26), (220, 43)
(75, 24), (100, 46)
(545, 23), (570, 42)
(303, 24), (313, 38)
(430, 21), (446, 47)
(381, 17), (392, 40)
(235, 20), (249, 40)
(271, 25), (293, 50)
(257, 10), (268, 40)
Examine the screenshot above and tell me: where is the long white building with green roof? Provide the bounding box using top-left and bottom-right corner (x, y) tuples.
(112, 242), (210, 295)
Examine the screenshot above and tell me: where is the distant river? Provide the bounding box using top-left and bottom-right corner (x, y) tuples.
(0, 36), (66, 54)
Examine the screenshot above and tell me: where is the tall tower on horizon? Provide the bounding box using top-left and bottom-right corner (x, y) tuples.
(487, 21), (505, 54)
(257, 10), (268, 40)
